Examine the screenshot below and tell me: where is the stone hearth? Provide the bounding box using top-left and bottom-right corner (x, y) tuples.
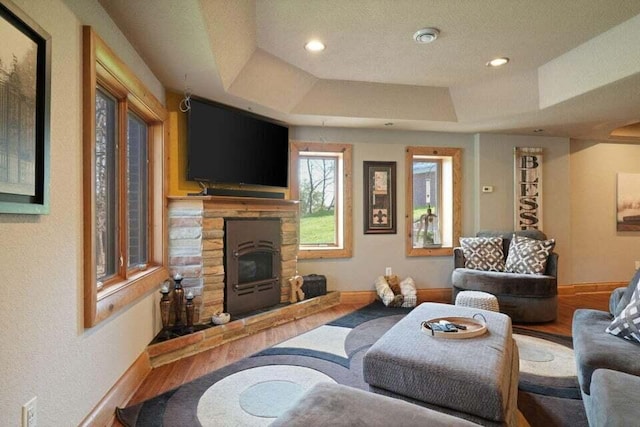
(168, 196), (299, 324)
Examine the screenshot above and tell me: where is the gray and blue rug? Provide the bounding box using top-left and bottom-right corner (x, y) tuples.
(117, 303), (586, 427)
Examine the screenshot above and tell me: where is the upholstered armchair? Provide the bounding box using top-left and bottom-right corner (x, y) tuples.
(451, 230), (558, 323)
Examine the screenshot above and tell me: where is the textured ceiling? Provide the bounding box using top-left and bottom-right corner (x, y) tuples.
(99, 0), (640, 140)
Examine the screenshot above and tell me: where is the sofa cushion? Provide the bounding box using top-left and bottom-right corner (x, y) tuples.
(586, 369), (640, 427)
(606, 285), (640, 343)
(505, 235), (555, 275)
(572, 309), (640, 395)
(451, 268), (557, 297)
(459, 237), (505, 271)
(270, 382), (480, 427)
(613, 268), (640, 317)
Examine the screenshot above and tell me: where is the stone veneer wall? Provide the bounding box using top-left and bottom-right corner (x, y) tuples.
(168, 197), (299, 324)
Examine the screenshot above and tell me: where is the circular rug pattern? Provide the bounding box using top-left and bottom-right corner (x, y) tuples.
(513, 333), (576, 378)
(196, 365), (336, 426)
(239, 380), (305, 417)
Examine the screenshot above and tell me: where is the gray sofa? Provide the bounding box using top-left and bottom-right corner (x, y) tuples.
(572, 268), (640, 427)
(451, 230), (558, 323)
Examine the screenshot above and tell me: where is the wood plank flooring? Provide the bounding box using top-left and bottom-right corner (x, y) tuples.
(113, 292), (610, 426)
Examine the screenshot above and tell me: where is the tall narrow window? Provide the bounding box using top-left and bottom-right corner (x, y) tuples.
(406, 146), (461, 256)
(95, 89), (118, 281)
(291, 141), (352, 259)
(83, 26), (167, 327)
(127, 112), (148, 268)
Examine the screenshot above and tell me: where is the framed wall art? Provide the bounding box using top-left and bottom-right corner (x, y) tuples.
(617, 173), (640, 231)
(514, 147), (542, 230)
(364, 161), (396, 234)
(0, 0), (51, 214)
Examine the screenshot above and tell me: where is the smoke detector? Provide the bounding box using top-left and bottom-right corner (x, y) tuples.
(413, 28), (440, 44)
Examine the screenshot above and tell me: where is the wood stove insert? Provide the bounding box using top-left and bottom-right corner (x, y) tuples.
(225, 219), (281, 316)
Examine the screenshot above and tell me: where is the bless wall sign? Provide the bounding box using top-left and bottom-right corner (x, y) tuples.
(514, 147), (543, 230)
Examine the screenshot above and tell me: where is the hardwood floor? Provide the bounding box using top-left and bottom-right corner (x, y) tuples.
(113, 292), (610, 426)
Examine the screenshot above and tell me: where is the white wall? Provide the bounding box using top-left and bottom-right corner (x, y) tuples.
(570, 139), (640, 283)
(0, 0), (164, 425)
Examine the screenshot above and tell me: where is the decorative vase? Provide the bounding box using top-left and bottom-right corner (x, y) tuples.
(159, 282), (172, 329)
(185, 293), (195, 329)
(173, 274), (184, 325)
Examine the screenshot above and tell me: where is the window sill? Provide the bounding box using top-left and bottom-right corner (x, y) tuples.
(87, 265), (168, 327)
(406, 247), (454, 257)
(298, 248), (352, 259)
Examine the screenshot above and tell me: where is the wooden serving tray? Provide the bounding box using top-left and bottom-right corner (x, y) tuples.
(421, 315), (487, 339)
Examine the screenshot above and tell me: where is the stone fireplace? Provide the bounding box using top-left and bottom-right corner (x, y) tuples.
(167, 196), (298, 324)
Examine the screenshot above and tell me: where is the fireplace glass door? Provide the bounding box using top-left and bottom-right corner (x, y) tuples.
(225, 219), (281, 316)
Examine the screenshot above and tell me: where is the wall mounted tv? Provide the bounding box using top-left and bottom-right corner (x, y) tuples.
(187, 97), (289, 188)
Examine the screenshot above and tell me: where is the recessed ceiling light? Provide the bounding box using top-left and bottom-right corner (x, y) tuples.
(305, 40), (325, 52)
(533, 129), (544, 133)
(413, 28), (440, 44)
(384, 122), (394, 126)
(486, 57), (509, 67)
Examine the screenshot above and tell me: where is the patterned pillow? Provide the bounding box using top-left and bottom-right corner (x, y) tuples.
(606, 285), (640, 343)
(459, 237), (505, 271)
(505, 234), (555, 275)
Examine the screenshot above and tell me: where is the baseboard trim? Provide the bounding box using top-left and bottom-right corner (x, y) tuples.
(558, 282), (626, 296)
(341, 283), (623, 303)
(79, 351), (151, 427)
(340, 288), (452, 305)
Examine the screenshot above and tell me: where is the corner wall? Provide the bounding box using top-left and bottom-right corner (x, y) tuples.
(0, 0), (164, 424)
(570, 139), (640, 283)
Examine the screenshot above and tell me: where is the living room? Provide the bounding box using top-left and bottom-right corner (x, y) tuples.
(1, 0), (640, 426)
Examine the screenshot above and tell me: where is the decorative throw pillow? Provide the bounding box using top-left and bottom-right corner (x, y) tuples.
(505, 234), (555, 275)
(606, 285), (640, 343)
(459, 237), (505, 271)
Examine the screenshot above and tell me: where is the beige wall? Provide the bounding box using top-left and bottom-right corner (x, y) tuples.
(570, 139), (640, 283)
(475, 134), (572, 285)
(291, 127), (576, 290)
(290, 126), (476, 291)
(0, 0), (163, 424)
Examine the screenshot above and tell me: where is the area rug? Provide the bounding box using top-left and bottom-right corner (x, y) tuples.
(117, 303), (587, 427)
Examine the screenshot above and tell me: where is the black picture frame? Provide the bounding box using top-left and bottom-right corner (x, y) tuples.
(364, 161), (396, 234)
(0, 0), (51, 214)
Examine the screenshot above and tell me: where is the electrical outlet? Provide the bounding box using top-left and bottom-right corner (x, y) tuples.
(385, 267), (392, 276)
(22, 397), (36, 427)
(635, 260), (640, 271)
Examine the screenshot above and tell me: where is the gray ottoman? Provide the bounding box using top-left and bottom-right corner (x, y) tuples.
(270, 382), (480, 427)
(363, 303), (519, 427)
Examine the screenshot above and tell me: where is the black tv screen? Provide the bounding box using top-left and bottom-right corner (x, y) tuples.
(187, 97), (289, 188)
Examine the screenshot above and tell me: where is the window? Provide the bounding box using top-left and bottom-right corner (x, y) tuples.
(83, 27), (168, 327)
(405, 146), (461, 256)
(290, 141), (352, 259)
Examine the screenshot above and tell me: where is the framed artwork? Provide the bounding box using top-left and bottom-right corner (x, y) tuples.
(617, 173), (640, 231)
(514, 147), (542, 230)
(364, 161), (396, 234)
(0, 0), (51, 214)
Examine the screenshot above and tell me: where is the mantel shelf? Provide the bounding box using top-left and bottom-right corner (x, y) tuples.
(168, 195), (299, 210)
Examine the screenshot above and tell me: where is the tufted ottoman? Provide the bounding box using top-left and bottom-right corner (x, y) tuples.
(455, 290), (500, 312)
(363, 303), (519, 426)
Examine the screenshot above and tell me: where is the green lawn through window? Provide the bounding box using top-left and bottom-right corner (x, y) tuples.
(300, 210), (336, 245)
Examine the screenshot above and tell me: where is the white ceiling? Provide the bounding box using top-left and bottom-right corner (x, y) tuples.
(99, 0), (640, 140)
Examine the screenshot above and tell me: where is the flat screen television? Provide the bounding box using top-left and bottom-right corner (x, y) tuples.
(187, 97), (289, 188)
